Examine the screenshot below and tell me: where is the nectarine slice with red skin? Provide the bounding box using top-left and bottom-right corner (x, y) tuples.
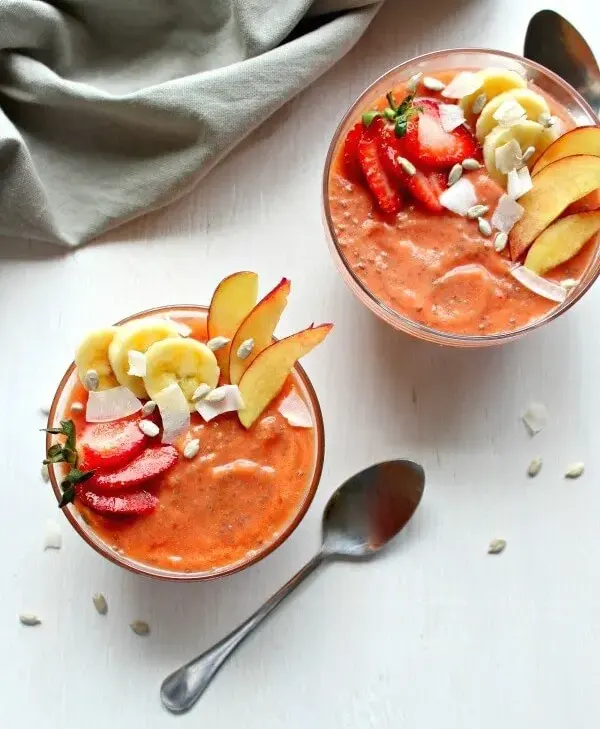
(509, 155), (600, 260)
(531, 126), (600, 175)
(524, 211), (600, 275)
(566, 189), (600, 215)
(229, 277), (291, 385)
(237, 324), (332, 429)
(207, 271), (259, 381)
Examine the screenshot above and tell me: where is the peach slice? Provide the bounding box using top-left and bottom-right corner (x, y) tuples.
(525, 211), (600, 275)
(207, 271), (259, 381)
(509, 155), (600, 260)
(238, 324), (332, 429)
(531, 126), (600, 175)
(566, 189), (600, 215)
(229, 278), (291, 385)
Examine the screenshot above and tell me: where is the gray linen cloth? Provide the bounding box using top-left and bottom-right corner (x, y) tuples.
(0, 0), (380, 246)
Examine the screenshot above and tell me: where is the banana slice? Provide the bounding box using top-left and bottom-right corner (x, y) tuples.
(144, 338), (219, 411)
(75, 327), (119, 390)
(475, 88), (550, 142)
(483, 120), (558, 183)
(460, 67), (527, 112)
(108, 317), (181, 398)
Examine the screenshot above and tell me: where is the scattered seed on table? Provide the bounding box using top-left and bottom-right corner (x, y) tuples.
(41, 464), (49, 483)
(19, 613), (41, 626)
(130, 620), (150, 636)
(565, 462), (584, 479)
(527, 457), (543, 477)
(92, 593), (108, 615)
(488, 539), (506, 555)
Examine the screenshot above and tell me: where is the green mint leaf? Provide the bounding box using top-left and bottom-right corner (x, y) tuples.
(362, 110), (381, 127)
(43, 453), (66, 465)
(386, 91), (398, 112)
(47, 444), (63, 458)
(58, 485), (76, 508)
(62, 468), (94, 487)
(60, 420), (76, 452)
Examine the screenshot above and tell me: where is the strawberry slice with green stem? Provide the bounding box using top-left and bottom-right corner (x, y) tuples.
(77, 486), (158, 516)
(90, 445), (178, 492)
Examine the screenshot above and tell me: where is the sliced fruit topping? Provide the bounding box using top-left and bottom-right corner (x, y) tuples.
(483, 120), (557, 183)
(238, 324), (332, 429)
(77, 487), (158, 516)
(207, 271), (259, 380)
(90, 445), (178, 492)
(79, 416), (147, 471)
(459, 67), (526, 112)
(510, 266), (566, 303)
(229, 278), (291, 385)
(475, 88), (550, 142)
(531, 125), (600, 174)
(357, 130), (402, 214)
(509, 155), (600, 260)
(86, 386), (142, 423)
(143, 337), (219, 411)
(75, 327), (119, 390)
(108, 317), (181, 398)
(404, 99), (478, 169)
(196, 385), (244, 422)
(342, 122), (365, 182)
(525, 211), (600, 275)
(153, 382), (190, 444)
(567, 190), (600, 215)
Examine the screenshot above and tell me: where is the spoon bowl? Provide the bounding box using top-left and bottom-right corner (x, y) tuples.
(161, 459), (425, 714)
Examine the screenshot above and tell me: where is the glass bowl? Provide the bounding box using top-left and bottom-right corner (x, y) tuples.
(46, 305), (325, 581)
(322, 48), (600, 347)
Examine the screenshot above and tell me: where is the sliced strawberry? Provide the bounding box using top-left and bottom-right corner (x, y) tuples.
(406, 172), (445, 213)
(79, 416), (147, 471)
(77, 486), (158, 516)
(90, 445), (178, 492)
(342, 122), (365, 182)
(404, 98), (479, 169)
(357, 128), (402, 215)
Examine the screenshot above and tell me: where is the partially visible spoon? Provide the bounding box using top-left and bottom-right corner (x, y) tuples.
(524, 9), (600, 115)
(160, 459), (425, 714)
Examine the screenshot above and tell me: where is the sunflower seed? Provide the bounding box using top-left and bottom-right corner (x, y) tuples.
(41, 463), (50, 482)
(204, 388), (226, 404)
(92, 593), (108, 615)
(466, 204), (489, 219)
(471, 93), (487, 115)
(488, 538), (506, 555)
(138, 420), (159, 437)
(561, 278), (578, 291)
(565, 462), (585, 479)
(70, 401), (84, 413)
(478, 218), (492, 236)
(494, 231), (508, 252)
(206, 336), (230, 352)
(521, 146), (536, 164)
(397, 156), (416, 176)
(422, 76), (446, 91)
(130, 620), (150, 636)
(19, 613), (41, 626)
(527, 457), (543, 477)
(192, 383), (212, 402)
(461, 158), (481, 170)
(141, 400), (157, 416)
(448, 163), (463, 186)
(84, 369), (99, 392)
(183, 439), (200, 460)
(236, 338), (255, 360)
(407, 72), (423, 94)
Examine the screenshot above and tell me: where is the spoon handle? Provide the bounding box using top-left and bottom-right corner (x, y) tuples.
(160, 551), (326, 714)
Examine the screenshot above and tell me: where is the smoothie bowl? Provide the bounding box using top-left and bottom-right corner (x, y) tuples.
(43, 273), (331, 580)
(323, 49), (600, 346)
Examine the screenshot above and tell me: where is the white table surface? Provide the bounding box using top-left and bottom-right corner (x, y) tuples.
(1, 1), (599, 727)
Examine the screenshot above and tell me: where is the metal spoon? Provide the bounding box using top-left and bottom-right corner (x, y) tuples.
(524, 9), (600, 114)
(160, 459), (425, 714)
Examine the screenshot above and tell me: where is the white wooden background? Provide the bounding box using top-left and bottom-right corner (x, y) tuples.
(1, 1), (599, 727)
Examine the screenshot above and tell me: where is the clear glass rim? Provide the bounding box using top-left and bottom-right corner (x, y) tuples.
(46, 304), (326, 581)
(322, 47), (600, 347)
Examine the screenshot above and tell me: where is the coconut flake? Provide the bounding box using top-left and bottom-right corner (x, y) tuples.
(495, 140), (523, 174)
(511, 265), (567, 303)
(441, 71), (482, 99)
(493, 99), (527, 127)
(439, 103), (466, 132)
(127, 350), (147, 377)
(522, 402), (548, 436)
(196, 385), (244, 422)
(507, 166), (533, 200)
(153, 383), (190, 444)
(164, 316), (191, 337)
(86, 387), (142, 423)
(278, 391), (313, 428)
(439, 178), (478, 216)
(491, 194), (524, 234)
(43, 519), (62, 550)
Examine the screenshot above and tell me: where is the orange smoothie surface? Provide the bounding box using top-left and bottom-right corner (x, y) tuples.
(62, 313), (317, 574)
(328, 72), (597, 336)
